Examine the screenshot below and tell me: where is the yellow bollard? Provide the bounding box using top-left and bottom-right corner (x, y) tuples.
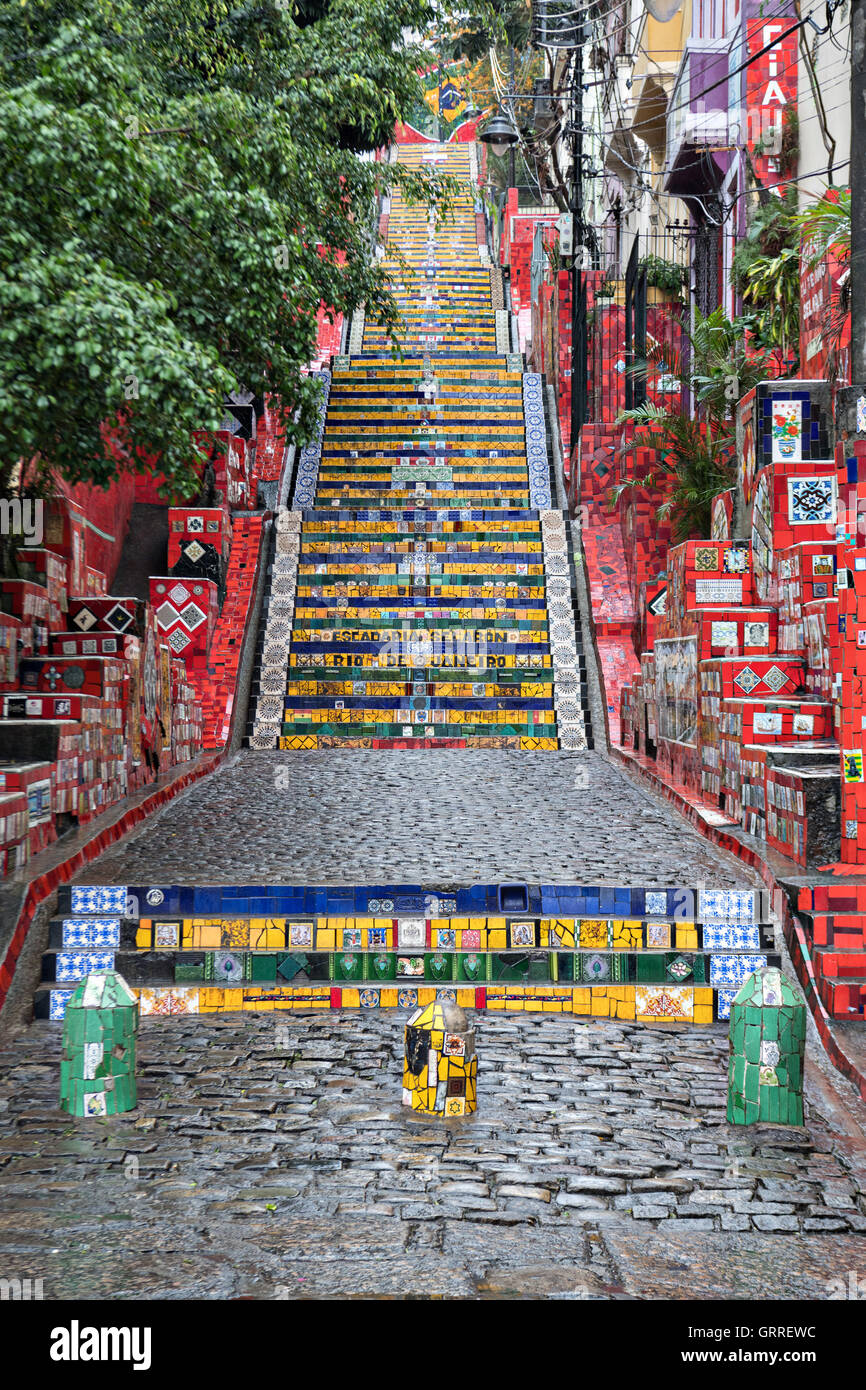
(402, 999), (477, 1117)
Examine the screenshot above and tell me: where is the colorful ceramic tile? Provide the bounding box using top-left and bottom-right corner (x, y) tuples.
(788, 475), (835, 524)
(711, 621), (737, 648)
(635, 985), (693, 1021)
(733, 666), (761, 694)
(398, 918), (426, 949)
(771, 400), (802, 462)
(646, 921), (671, 948)
(509, 921), (535, 947)
(154, 922), (180, 948)
(694, 577), (742, 603)
(397, 956), (425, 977)
(753, 711), (783, 734)
(694, 546), (719, 572)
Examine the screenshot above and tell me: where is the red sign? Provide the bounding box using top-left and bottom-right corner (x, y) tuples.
(745, 14), (798, 191)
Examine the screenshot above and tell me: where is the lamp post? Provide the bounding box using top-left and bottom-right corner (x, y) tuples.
(479, 109), (520, 191)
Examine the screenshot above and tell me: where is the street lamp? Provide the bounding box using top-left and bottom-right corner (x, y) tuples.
(479, 109), (519, 189)
(479, 110), (519, 159)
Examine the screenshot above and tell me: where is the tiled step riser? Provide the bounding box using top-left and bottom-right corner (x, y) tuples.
(41, 882), (775, 1022)
(40, 948), (781, 996)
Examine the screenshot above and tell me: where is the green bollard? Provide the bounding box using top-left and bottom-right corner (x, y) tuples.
(60, 971), (139, 1118)
(726, 966), (805, 1126)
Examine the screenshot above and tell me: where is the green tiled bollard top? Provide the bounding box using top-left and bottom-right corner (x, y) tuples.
(727, 966), (805, 1126)
(60, 972), (139, 1118)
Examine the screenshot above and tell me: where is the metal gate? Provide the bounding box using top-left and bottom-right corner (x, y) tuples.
(624, 239), (647, 412)
(571, 270), (588, 445)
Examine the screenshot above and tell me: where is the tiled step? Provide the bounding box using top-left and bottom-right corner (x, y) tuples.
(248, 143), (583, 750)
(38, 882), (776, 1024)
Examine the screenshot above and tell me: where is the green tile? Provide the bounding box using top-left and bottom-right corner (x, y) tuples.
(250, 954), (277, 983)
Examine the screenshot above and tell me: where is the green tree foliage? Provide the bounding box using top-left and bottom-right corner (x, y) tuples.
(0, 0), (460, 495)
(445, 0), (529, 60)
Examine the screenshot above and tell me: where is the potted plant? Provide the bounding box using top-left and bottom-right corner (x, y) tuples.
(594, 276), (617, 304)
(639, 254), (688, 304)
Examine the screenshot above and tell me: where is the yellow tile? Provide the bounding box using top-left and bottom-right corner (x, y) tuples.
(135, 926), (151, 949)
(342, 988), (359, 1008)
(317, 927), (336, 950)
(676, 925), (699, 949)
(550, 919), (575, 948)
(580, 920), (610, 949)
(612, 920), (642, 949)
(694, 988), (713, 1007)
(245, 992), (274, 1011)
(451, 917), (468, 931)
(487, 928), (506, 950)
(694, 1005), (714, 1024)
(199, 926), (222, 949)
(486, 916), (506, 930)
(222, 989), (243, 1012)
(198, 988), (224, 1013)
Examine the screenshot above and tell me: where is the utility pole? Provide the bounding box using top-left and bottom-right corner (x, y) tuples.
(851, 0), (866, 383)
(570, 22), (587, 454)
(837, 0), (866, 433)
(509, 46), (517, 190)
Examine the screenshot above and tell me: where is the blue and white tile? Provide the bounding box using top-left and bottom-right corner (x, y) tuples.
(699, 889), (755, 924)
(56, 952), (116, 983)
(50, 990), (75, 1021)
(62, 920), (121, 949)
(709, 954), (767, 986)
(702, 924), (761, 952)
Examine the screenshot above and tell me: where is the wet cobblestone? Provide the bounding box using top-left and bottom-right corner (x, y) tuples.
(0, 1012), (864, 1298)
(79, 749), (744, 884)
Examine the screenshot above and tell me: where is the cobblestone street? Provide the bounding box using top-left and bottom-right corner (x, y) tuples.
(2, 1011), (865, 1299)
(80, 749), (744, 884)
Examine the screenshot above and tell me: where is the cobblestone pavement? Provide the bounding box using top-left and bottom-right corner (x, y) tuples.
(1, 1012), (864, 1299)
(80, 749), (743, 885)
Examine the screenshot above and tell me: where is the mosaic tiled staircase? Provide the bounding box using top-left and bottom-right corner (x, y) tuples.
(247, 143), (590, 750)
(38, 883), (778, 1025)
